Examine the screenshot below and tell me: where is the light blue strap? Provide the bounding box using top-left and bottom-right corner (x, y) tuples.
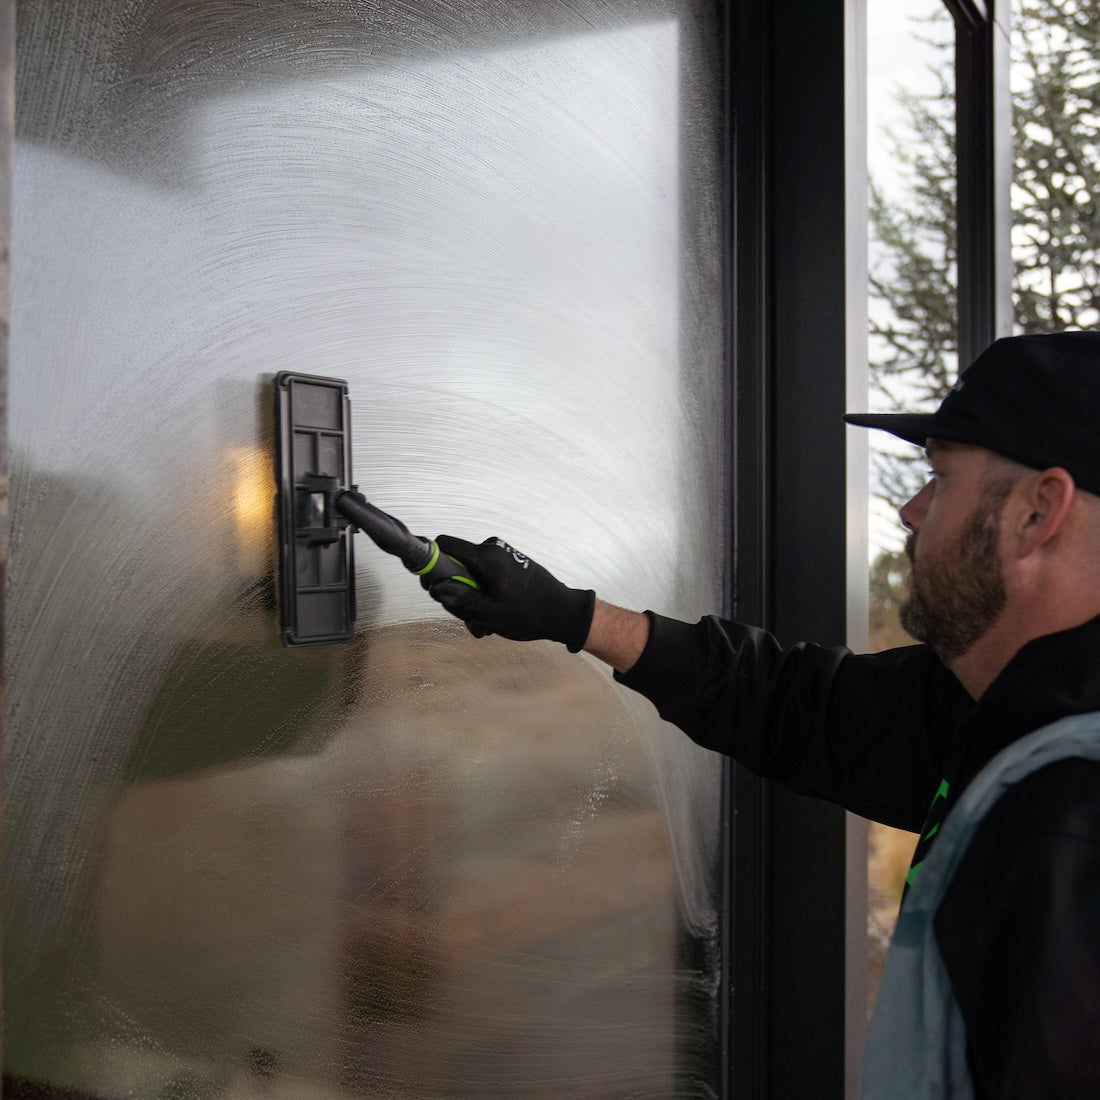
(859, 711), (1100, 1099)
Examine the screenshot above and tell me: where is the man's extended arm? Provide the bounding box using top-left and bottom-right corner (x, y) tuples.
(422, 532), (968, 829)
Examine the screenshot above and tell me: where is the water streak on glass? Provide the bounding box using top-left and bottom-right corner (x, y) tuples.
(10, 2), (725, 1095)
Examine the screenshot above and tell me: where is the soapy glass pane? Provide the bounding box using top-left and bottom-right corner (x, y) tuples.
(9, 2), (724, 1096)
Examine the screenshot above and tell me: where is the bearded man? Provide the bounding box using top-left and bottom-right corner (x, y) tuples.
(424, 331), (1100, 1099)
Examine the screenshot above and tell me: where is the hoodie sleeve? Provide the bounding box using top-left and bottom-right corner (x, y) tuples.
(615, 612), (971, 831)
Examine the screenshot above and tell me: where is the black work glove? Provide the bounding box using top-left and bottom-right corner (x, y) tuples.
(422, 535), (596, 653)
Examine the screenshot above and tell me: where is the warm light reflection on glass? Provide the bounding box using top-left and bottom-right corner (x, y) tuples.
(229, 445), (274, 576)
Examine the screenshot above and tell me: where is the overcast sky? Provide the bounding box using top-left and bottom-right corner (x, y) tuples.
(867, 0), (953, 199)
(865, 0), (954, 554)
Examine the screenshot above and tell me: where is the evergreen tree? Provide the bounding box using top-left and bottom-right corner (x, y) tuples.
(868, 1), (1100, 644)
(868, 15), (957, 514)
(1012, 0), (1100, 332)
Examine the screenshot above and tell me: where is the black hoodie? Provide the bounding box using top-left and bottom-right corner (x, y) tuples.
(617, 612), (1100, 1098)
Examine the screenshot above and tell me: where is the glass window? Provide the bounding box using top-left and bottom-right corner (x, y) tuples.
(9, 2), (725, 1094)
(865, 0), (957, 1012)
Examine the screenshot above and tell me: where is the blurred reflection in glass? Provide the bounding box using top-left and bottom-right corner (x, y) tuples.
(9, 1), (725, 1095)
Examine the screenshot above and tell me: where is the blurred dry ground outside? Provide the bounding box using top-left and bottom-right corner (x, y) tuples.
(866, 602), (920, 1011)
(18, 593), (931, 1092)
(867, 821), (919, 1008)
(69, 620), (708, 1099)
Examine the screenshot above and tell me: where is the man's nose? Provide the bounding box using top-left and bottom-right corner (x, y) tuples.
(900, 481), (933, 532)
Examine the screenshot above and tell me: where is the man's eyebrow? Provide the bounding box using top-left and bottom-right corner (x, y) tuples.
(925, 440), (953, 460)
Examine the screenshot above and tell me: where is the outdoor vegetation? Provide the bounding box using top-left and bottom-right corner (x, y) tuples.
(869, 0), (1100, 647)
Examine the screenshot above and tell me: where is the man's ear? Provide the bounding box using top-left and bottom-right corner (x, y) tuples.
(1011, 467), (1076, 557)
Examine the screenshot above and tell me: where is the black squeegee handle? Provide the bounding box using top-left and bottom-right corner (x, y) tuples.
(333, 490), (478, 589)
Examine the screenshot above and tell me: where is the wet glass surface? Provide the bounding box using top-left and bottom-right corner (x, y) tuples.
(9, 2), (725, 1095)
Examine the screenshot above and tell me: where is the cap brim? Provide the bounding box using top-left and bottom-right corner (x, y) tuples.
(843, 412), (939, 447)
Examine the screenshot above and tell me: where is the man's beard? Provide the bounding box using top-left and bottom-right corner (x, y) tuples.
(899, 489), (1009, 663)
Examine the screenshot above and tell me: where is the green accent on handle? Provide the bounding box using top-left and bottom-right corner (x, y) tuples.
(414, 542), (478, 588)
(413, 542), (441, 577)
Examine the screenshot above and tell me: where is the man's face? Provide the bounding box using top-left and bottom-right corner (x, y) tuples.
(898, 443), (1014, 663)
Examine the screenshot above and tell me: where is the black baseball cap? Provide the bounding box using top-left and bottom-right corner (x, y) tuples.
(845, 331), (1100, 496)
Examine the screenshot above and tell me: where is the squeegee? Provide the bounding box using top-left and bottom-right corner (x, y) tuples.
(274, 371), (474, 646)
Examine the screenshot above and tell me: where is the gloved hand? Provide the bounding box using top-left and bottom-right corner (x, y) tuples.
(422, 535), (596, 653)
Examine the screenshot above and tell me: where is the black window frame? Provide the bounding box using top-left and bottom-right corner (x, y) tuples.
(719, 0), (1011, 1096)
